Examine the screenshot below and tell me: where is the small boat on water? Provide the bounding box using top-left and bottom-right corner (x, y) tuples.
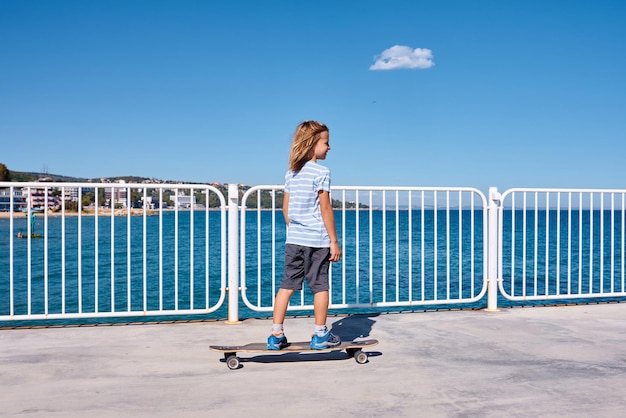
(16, 231), (43, 239)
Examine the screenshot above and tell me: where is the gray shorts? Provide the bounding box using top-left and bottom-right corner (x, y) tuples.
(281, 244), (331, 294)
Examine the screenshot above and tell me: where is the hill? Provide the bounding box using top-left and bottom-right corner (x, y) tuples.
(3, 169), (174, 185)
(0, 165), (361, 209)
(6, 170), (89, 183)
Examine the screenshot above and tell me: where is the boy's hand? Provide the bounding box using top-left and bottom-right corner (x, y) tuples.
(329, 242), (341, 262)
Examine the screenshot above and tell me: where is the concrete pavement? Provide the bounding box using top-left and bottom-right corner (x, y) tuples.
(2, 303), (626, 417)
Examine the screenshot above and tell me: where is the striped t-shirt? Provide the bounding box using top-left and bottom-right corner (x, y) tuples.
(284, 160), (331, 248)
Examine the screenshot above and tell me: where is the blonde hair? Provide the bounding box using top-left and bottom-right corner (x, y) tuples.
(288, 120), (329, 172)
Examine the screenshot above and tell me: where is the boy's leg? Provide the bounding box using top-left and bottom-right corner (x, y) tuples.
(305, 247), (340, 348)
(313, 290), (329, 326)
(268, 288), (294, 350)
(306, 247), (331, 328)
(273, 244), (303, 327)
(272, 288), (295, 325)
(268, 244), (304, 350)
(310, 289), (340, 349)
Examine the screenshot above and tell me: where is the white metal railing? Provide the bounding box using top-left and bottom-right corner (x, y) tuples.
(497, 188), (626, 301)
(239, 185), (489, 313)
(0, 181), (227, 320)
(3, 181), (626, 324)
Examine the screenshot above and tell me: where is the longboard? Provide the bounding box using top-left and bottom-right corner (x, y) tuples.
(210, 339), (379, 370)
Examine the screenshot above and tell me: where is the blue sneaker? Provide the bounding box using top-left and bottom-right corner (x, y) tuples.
(267, 333), (288, 350)
(310, 330), (341, 350)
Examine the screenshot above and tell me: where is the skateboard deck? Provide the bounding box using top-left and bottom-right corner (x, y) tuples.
(210, 339), (378, 370)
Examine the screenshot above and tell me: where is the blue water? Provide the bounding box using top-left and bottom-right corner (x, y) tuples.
(501, 209), (626, 296)
(1, 209), (625, 325)
(242, 209), (486, 309)
(0, 211), (225, 322)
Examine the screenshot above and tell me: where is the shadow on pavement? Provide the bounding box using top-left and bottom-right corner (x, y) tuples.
(329, 313), (379, 341)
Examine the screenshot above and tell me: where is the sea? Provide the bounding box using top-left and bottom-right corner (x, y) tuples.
(1, 208), (625, 326)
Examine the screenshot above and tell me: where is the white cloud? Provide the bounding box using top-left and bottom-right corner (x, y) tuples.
(369, 45), (435, 71)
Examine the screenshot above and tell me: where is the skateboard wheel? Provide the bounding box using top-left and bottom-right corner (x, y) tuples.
(226, 355), (240, 370)
(354, 350), (368, 364)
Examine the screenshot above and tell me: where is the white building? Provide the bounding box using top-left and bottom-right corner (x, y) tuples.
(171, 192), (195, 208)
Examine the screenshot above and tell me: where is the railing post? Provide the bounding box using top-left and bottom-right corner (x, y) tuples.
(486, 187), (501, 311)
(226, 184), (241, 324)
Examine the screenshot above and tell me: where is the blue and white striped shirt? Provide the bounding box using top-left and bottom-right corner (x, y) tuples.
(284, 161), (331, 248)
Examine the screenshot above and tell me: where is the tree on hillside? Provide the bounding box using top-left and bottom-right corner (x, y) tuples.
(0, 163), (9, 181)
(82, 192), (95, 207)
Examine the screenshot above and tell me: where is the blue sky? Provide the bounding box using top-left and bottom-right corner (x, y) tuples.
(1, 0), (625, 195)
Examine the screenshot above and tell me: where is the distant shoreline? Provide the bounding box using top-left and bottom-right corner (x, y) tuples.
(0, 209), (158, 218)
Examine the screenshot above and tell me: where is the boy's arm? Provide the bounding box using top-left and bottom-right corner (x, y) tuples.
(318, 190), (341, 262)
(282, 192), (290, 225)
